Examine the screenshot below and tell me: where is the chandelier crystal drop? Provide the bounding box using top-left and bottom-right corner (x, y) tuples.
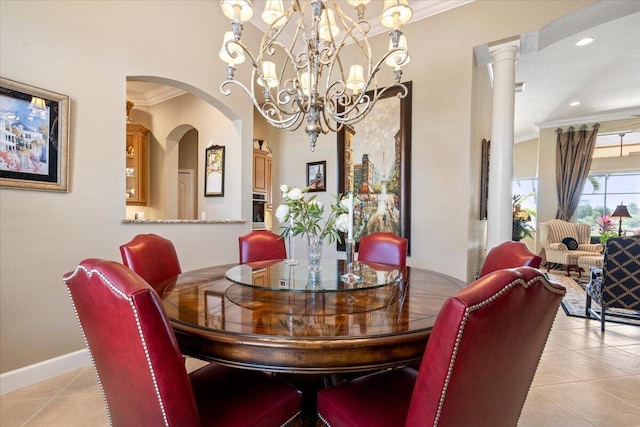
(218, 0), (413, 151)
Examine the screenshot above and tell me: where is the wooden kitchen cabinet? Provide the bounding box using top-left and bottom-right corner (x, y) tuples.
(253, 149), (267, 193)
(126, 124), (149, 205)
(253, 148), (272, 207)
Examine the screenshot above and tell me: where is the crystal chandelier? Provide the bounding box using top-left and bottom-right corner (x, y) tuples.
(219, 0), (413, 151)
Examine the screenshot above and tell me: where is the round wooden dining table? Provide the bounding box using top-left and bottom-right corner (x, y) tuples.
(160, 259), (466, 374)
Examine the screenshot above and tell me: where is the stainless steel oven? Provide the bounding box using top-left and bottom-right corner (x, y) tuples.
(252, 193), (267, 229)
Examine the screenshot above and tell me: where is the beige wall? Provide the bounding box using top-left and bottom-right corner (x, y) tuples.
(0, 0), (593, 373)
(514, 138), (539, 180)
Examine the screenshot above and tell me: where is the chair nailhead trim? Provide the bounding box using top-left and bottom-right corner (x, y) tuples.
(318, 413), (330, 426)
(64, 265), (170, 427)
(432, 275), (564, 426)
(281, 410), (303, 427)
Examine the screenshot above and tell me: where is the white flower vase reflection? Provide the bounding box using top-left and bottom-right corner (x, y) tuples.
(336, 193), (360, 283)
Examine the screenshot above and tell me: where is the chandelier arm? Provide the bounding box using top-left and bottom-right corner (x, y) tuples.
(262, 37), (301, 96)
(259, 97), (306, 130)
(321, 44), (351, 101)
(274, 83), (307, 116)
(332, 0), (372, 36)
(220, 78), (302, 130)
(321, 105), (344, 133)
(326, 76), (408, 126)
(330, 1), (373, 62)
(221, 37), (265, 86)
(324, 80), (370, 121)
(327, 47), (408, 118)
(262, 8), (296, 50)
(261, 3), (316, 117)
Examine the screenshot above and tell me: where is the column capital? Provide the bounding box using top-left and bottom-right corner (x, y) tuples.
(489, 39), (520, 63)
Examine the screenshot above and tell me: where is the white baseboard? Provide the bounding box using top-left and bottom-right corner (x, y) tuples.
(0, 349), (91, 395)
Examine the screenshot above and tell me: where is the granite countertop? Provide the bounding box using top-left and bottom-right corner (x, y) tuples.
(121, 219), (245, 224)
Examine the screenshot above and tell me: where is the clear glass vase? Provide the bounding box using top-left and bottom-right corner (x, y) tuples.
(307, 235), (323, 274)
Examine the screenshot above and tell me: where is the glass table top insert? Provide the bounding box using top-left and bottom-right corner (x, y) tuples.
(225, 259), (403, 292)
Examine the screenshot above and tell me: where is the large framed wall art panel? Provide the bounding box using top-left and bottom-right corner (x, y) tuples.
(337, 81), (412, 254)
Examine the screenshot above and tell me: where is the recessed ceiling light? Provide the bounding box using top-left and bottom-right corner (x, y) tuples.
(575, 37), (594, 46)
(570, 101), (580, 107)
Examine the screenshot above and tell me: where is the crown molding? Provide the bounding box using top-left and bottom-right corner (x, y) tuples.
(535, 107), (640, 131)
(127, 86), (185, 107)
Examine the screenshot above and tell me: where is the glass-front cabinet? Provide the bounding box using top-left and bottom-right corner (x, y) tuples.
(125, 123), (149, 205)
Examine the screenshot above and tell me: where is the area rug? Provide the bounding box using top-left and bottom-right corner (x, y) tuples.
(547, 272), (640, 326)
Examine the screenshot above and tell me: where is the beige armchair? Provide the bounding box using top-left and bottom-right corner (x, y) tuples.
(539, 219), (603, 277)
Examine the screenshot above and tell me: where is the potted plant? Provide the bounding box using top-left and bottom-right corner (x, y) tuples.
(596, 214), (615, 244)
(512, 195), (535, 241)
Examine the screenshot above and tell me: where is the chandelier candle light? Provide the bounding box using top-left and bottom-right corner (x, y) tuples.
(286, 216), (298, 265)
(218, 0), (413, 151)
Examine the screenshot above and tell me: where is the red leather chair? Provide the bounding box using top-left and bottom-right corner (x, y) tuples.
(120, 234), (181, 291)
(358, 232), (408, 266)
(238, 230), (287, 264)
(317, 267), (565, 427)
(478, 240), (542, 278)
(63, 259), (302, 427)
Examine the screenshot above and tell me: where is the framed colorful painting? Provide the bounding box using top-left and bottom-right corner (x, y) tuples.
(0, 77), (70, 192)
(337, 81), (412, 254)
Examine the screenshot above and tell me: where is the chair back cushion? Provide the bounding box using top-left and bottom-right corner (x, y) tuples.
(358, 232), (408, 267)
(541, 219), (590, 245)
(238, 230), (287, 263)
(63, 259), (200, 427)
(120, 234), (181, 289)
(479, 241), (542, 277)
(601, 236), (640, 309)
(406, 267), (565, 427)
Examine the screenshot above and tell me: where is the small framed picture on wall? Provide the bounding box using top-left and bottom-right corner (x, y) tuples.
(204, 145), (225, 197)
(306, 161), (326, 192)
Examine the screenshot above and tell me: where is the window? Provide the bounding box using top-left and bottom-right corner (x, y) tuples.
(513, 178), (537, 227)
(577, 173), (640, 235)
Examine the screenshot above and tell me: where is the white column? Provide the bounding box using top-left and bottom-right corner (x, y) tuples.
(487, 41), (519, 250)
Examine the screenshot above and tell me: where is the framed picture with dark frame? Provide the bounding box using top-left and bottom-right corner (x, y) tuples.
(337, 81), (412, 254)
(306, 160), (326, 192)
(479, 138), (490, 220)
(0, 77), (70, 192)
(204, 145), (225, 197)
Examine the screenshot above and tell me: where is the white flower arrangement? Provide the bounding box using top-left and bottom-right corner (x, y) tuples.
(276, 185), (348, 244)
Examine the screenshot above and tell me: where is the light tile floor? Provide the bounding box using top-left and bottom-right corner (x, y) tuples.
(1, 311), (639, 427)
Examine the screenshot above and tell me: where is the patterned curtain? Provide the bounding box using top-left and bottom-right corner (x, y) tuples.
(555, 124), (599, 220)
